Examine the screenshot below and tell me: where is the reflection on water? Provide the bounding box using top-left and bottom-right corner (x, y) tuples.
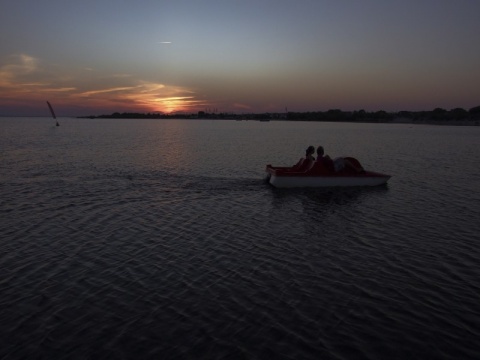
(1, 118), (479, 359)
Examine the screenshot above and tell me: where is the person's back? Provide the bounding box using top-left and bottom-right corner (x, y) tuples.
(316, 146), (334, 172)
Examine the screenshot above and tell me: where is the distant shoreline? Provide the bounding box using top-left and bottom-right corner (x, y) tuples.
(76, 106), (480, 126)
(74, 114), (480, 126)
(1, 116), (479, 126)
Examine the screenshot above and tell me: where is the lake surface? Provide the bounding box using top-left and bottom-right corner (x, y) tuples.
(1, 117), (479, 359)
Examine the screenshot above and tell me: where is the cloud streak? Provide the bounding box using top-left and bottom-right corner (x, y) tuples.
(0, 54), (38, 86)
(0, 54), (209, 115)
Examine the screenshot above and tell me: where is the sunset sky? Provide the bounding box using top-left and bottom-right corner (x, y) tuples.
(1, 0), (479, 116)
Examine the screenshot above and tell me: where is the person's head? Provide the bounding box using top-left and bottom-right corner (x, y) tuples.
(306, 146), (315, 157)
(316, 146), (324, 156)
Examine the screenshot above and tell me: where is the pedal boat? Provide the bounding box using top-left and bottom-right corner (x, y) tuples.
(265, 157), (391, 188)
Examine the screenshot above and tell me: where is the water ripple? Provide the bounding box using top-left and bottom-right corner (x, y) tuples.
(1, 119), (480, 359)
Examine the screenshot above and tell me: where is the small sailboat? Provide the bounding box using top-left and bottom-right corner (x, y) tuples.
(46, 101), (60, 126)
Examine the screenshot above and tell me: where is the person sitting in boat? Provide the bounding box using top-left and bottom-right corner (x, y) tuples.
(291, 145), (315, 171)
(305, 145), (315, 162)
(315, 146), (335, 172)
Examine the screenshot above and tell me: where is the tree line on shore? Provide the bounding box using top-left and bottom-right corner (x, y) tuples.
(80, 105), (480, 122)
(287, 106), (480, 122)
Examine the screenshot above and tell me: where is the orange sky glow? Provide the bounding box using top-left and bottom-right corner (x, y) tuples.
(0, 54), (211, 115)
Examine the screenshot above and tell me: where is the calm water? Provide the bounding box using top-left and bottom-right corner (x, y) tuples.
(1, 117), (479, 359)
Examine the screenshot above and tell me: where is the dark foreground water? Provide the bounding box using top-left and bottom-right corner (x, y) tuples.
(1, 118), (479, 359)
